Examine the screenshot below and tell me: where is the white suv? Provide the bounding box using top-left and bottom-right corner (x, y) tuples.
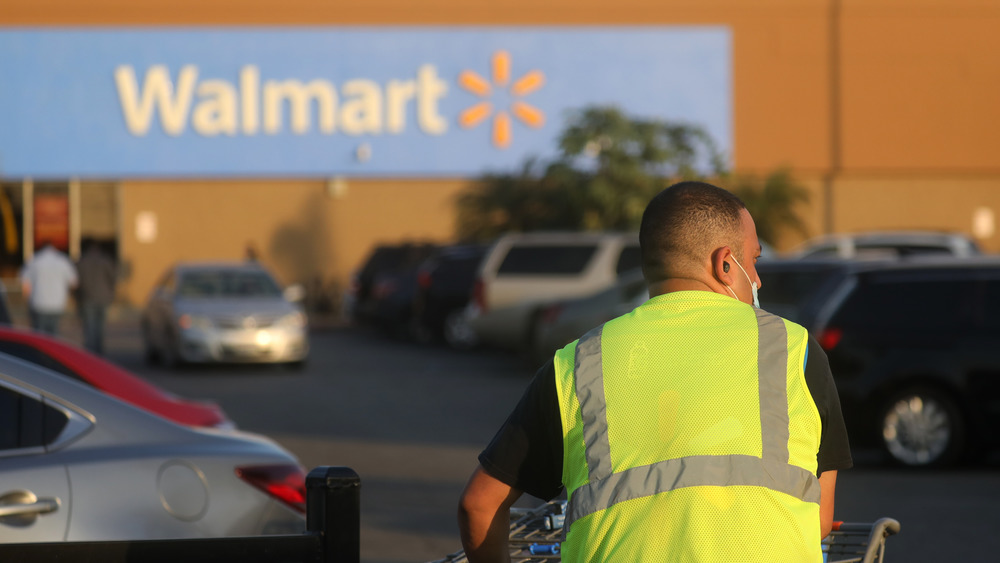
(788, 231), (980, 260)
(466, 232), (640, 352)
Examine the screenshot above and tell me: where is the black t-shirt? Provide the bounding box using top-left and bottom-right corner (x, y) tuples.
(479, 334), (854, 501)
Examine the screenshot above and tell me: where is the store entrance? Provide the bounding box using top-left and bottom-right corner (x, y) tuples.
(0, 183), (24, 281)
(0, 180), (120, 323)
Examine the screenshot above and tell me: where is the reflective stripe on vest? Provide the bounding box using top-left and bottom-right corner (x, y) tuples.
(565, 307), (821, 528)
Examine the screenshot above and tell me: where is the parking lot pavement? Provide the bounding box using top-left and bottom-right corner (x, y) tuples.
(46, 310), (1000, 562)
(5, 302), (138, 345)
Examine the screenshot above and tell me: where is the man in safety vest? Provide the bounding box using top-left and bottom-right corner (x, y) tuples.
(458, 181), (853, 562)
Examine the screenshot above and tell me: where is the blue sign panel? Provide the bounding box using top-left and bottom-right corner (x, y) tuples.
(0, 28), (730, 178)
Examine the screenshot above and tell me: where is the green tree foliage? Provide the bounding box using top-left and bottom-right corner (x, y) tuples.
(727, 168), (810, 245)
(455, 106), (808, 245)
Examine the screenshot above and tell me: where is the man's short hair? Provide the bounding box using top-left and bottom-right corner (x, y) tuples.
(639, 181), (747, 284)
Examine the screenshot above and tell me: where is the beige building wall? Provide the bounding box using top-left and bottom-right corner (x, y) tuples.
(117, 179), (466, 306)
(831, 176), (1000, 239)
(839, 1), (1000, 171)
(772, 174), (1000, 252)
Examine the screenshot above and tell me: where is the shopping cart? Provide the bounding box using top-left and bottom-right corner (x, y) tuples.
(434, 501), (900, 563)
(433, 501), (566, 563)
(823, 518), (901, 563)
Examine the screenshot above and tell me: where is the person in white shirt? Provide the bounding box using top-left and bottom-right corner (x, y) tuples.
(20, 241), (78, 336)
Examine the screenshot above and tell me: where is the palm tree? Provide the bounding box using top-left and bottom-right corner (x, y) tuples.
(727, 168), (810, 246)
(455, 106), (726, 240)
(455, 106), (811, 246)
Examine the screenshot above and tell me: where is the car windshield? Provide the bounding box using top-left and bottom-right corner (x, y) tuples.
(177, 270), (282, 298)
(757, 263), (846, 323)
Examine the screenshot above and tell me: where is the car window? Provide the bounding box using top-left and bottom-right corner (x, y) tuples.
(362, 244), (438, 277)
(829, 274), (972, 331)
(0, 384), (69, 451)
(436, 255), (481, 278)
(757, 266), (844, 323)
(801, 249), (849, 260)
(432, 255), (483, 288)
(616, 245), (642, 275)
(857, 244), (954, 258)
(758, 270), (831, 305)
(496, 245), (598, 275)
(155, 271), (177, 294)
(363, 247), (407, 275)
(178, 270), (282, 298)
(0, 342), (81, 381)
(799, 245), (837, 259)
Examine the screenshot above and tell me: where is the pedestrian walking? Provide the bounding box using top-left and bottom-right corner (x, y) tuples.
(458, 181), (853, 562)
(20, 241), (78, 336)
(75, 240), (117, 354)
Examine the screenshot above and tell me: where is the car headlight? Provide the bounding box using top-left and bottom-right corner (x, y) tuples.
(277, 311), (307, 329)
(178, 314), (213, 330)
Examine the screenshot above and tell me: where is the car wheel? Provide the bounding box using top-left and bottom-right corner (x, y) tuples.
(443, 310), (477, 350)
(879, 387), (965, 468)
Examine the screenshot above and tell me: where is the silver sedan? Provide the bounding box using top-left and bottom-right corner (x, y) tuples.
(0, 353), (306, 542)
(141, 262), (309, 367)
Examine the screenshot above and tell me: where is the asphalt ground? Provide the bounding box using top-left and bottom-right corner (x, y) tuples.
(32, 309), (1000, 562)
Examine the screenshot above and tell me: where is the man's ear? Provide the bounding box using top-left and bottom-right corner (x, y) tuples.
(712, 247), (735, 285)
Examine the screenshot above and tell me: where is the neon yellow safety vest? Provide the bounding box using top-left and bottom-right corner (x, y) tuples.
(554, 291), (822, 562)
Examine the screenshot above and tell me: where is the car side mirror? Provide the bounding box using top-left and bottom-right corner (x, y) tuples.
(283, 284), (306, 303)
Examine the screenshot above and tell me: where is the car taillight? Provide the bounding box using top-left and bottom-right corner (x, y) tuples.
(473, 278), (486, 313)
(540, 304), (564, 325)
(818, 327), (843, 351)
(236, 464), (307, 514)
(417, 270), (432, 289)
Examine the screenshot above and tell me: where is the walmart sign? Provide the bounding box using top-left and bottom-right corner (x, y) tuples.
(0, 28), (730, 178)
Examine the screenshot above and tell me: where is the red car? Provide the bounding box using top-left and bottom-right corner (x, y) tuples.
(0, 325), (233, 429)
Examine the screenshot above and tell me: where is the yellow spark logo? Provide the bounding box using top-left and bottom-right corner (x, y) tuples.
(458, 51), (545, 149)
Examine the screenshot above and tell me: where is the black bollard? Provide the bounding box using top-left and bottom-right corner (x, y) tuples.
(307, 466), (361, 563)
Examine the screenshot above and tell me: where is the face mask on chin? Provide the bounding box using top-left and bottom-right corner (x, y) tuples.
(725, 255), (760, 308)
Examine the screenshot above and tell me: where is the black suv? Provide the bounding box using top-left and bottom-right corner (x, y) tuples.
(757, 257), (1000, 467)
(410, 244), (488, 348)
(347, 242), (440, 331)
